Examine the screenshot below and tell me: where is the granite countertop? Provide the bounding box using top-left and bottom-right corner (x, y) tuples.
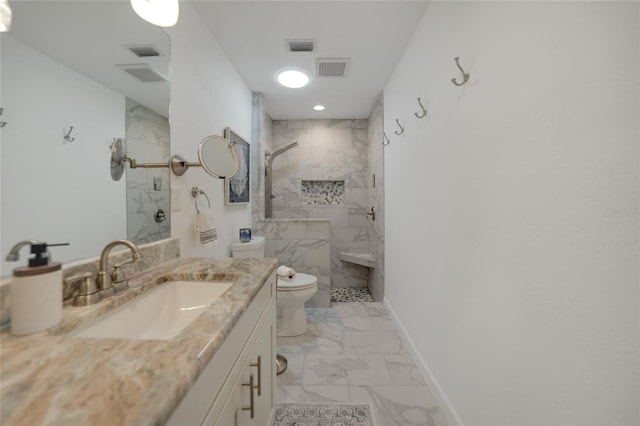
(0, 256), (277, 426)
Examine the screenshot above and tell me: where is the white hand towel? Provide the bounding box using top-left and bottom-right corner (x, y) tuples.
(276, 266), (296, 281)
(195, 210), (217, 248)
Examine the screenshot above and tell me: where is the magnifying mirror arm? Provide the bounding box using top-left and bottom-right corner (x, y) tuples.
(125, 156), (174, 169)
(124, 155), (203, 176)
(170, 155), (202, 176)
(119, 135), (237, 179)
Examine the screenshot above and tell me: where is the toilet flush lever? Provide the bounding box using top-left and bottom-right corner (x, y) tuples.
(367, 207), (376, 221)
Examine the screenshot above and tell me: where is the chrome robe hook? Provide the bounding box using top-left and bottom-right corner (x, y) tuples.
(394, 119), (404, 136)
(64, 126), (75, 142)
(451, 56), (470, 86)
(0, 108), (6, 127)
(414, 97), (428, 119)
(382, 133), (391, 146)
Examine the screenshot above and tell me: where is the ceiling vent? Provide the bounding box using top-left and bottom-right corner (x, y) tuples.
(285, 39), (316, 53)
(124, 44), (162, 58)
(117, 64), (168, 83)
(316, 58), (350, 78)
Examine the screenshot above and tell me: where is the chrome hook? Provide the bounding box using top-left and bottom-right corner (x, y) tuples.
(414, 97), (428, 119)
(64, 126), (75, 143)
(382, 133), (391, 146)
(451, 56), (470, 87)
(0, 108), (6, 127)
(394, 119), (404, 136)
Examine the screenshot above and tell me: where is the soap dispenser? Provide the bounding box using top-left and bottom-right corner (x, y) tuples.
(7, 241), (68, 335)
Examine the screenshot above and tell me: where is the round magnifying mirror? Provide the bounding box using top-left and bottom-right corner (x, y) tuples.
(110, 138), (126, 181)
(198, 135), (240, 179)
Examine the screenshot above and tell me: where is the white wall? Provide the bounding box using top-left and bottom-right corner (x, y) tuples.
(166, 3), (252, 258)
(1, 36), (126, 276)
(383, 2), (639, 425)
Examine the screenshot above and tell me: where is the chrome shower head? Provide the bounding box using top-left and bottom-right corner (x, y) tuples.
(266, 141), (299, 176)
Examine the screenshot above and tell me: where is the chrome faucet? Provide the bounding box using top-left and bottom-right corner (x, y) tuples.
(96, 240), (141, 297)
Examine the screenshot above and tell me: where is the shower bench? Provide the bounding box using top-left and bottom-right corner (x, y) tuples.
(338, 252), (376, 268)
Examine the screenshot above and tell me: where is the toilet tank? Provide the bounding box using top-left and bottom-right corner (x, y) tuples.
(231, 236), (265, 258)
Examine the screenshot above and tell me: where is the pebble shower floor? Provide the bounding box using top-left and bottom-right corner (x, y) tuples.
(331, 288), (373, 303)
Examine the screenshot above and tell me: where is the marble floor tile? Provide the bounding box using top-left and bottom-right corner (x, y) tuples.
(305, 307), (342, 324)
(302, 354), (393, 386)
(343, 330), (407, 354)
(275, 302), (448, 426)
(333, 302), (389, 319)
(276, 385), (351, 403)
(277, 327), (344, 355)
(349, 385), (444, 426)
(338, 313), (397, 332)
(339, 315), (376, 331)
(306, 317), (344, 335)
(384, 354), (425, 385)
(368, 316), (398, 332)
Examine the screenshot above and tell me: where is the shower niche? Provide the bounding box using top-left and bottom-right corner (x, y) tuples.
(301, 180), (345, 205)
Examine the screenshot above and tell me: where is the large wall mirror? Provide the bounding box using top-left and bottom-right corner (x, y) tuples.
(0, 1), (170, 277)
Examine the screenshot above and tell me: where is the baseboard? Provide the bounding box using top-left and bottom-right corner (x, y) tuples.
(383, 297), (465, 426)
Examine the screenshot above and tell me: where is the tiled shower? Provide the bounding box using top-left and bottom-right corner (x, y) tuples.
(251, 92), (385, 303)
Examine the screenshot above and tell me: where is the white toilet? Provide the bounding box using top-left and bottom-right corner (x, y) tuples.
(231, 236), (318, 337)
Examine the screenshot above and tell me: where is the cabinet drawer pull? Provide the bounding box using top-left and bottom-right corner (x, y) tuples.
(250, 356), (261, 396)
(242, 374), (255, 419)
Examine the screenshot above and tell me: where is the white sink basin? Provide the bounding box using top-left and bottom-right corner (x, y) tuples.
(70, 280), (233, 340)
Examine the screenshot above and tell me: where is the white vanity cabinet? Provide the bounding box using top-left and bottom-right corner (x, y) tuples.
(208, 307), (275, 426)
(167, 273), (276, 426)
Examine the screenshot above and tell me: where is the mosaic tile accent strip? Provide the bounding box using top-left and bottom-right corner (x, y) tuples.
(302, 180), (345, 205)
(331, 287), (373, 303)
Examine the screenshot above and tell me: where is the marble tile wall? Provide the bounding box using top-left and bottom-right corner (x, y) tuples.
(271, 120), (371, 290)
(255, 219), (331, 308)
(0, 237), (180, 327)
(125, 98), (171, 245)
(367, 94), (385, 302)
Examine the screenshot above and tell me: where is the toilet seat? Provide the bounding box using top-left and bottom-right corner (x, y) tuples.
(277, 273), (317, 291)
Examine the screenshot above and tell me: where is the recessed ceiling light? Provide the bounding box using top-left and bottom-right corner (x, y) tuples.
(130, 0), (179, 27)
(277, 69), (310, 88)
(0, 0), (12, 32)
(313, 105), (325, 111)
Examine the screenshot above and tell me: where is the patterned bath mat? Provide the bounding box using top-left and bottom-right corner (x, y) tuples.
(274, 403), (374, 426)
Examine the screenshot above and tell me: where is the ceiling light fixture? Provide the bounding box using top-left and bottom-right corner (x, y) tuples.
(0, 0), (12, 32)
(130, 0), (179, 27)
(313, 105), (325, 111)
(277, 69), (310, 89)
